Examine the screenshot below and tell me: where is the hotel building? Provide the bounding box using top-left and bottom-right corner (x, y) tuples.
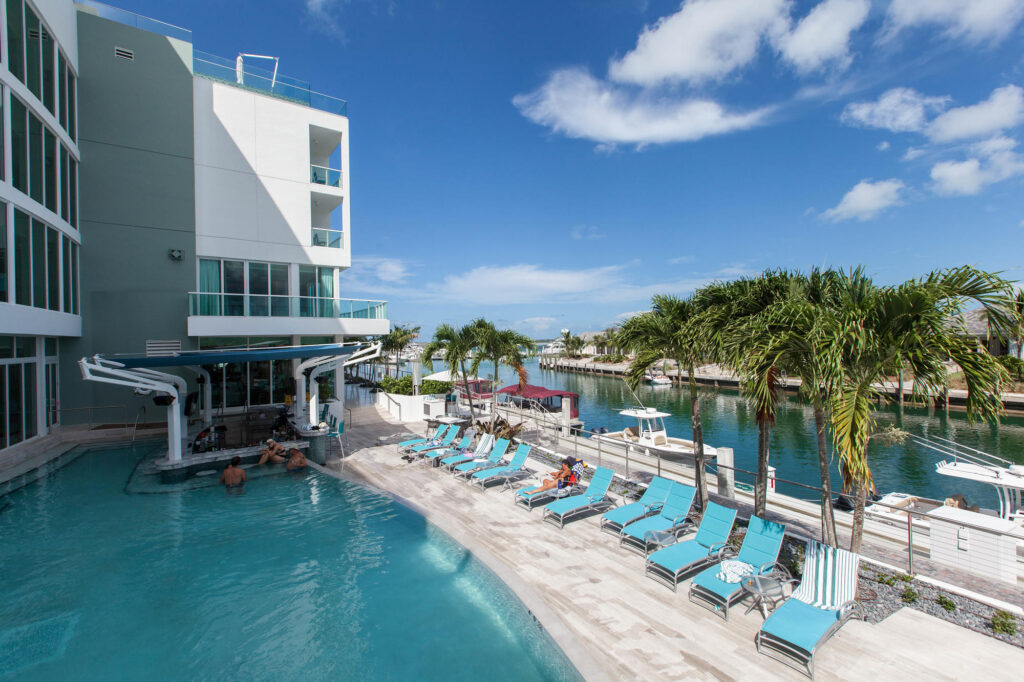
(0, 0), (388, 456)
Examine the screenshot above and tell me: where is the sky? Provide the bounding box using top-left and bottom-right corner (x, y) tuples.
(125, 0), (1024, 339)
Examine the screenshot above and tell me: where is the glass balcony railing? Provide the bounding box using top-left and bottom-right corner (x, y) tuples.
(310, 165), (343, 187)
(311, 227), (344, 249)
(189, 293), (386, 320)
(193, 50), (348, 117)
(78, 0), (193, 42)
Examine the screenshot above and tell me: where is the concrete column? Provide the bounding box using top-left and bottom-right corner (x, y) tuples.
(716, 446), (735, 499)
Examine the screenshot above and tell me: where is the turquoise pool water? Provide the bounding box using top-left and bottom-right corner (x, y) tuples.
(0, 443), (580, 681)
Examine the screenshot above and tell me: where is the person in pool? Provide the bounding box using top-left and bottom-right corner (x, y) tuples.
(286, 448), (307, 471)
(258, 438), (287, 465)
(520, 457), (576, 497)
(220, 456), (247, 488)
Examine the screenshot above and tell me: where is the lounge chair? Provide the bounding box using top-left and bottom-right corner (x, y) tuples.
(514, 478), (580, 511)
(469, 443), (531, 489)
(599, 476), (673, 536)
(688, 516), (787, 620)
(417, 435), (470, 463)
(619, 483), (697, 555)
(451, 438), (509, 477)
(407, 425), (459, 454)
(397, 424), (444, 450)
(440, 434), (494, 469)
(755, 540), (863, 678)
(645, 501), (738, 591)
(542, 467), (617, 528)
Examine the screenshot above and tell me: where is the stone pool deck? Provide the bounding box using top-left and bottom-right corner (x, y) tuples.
(324, 406), (1024, 681)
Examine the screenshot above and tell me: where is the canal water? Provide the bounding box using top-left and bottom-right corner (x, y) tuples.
(473, 359), (1024, 511)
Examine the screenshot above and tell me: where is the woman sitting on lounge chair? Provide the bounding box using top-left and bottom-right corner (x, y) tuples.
(520, 457), (579, 497)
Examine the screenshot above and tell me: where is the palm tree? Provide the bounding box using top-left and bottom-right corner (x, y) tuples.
(619, 295), (712, 510)
(473, 320), (536, 427)
(382, 324), (420, 377)
(421, 323), (482, 421)
(592, 332), (608, 356)
(821, 266), (1012, 552)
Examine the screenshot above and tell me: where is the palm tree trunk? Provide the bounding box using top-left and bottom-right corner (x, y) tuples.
(460, 359), (477, 422)
(755, 418), (770, 517)
(849, 442), (871, 553)
(491, 360), (499, 429)
(813, 398), (838, 547)
(688, 363), (707, 511)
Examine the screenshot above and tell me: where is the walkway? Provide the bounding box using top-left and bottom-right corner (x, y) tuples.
(329, 405), (1024, 681)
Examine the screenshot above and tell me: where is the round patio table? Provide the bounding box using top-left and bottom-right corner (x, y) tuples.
(739, 574), (787, 619)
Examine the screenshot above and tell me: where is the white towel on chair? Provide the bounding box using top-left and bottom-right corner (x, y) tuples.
(716, 560), (755, 583)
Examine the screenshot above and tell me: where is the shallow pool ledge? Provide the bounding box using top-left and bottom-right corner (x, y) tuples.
(309, 461), (612, 682)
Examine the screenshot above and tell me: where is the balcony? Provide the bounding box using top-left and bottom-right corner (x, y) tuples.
(193, 51), (348, 117)
(187, 293), (388, 338)
(310, 165), (343, 188)
(312, 227), (344, 249)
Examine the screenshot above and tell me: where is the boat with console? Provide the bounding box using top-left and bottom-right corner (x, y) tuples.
(592, 407), (717, 460)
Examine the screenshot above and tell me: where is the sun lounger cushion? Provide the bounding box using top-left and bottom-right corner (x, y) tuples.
(759, 599), (841, 653)
(791, 540), (859, 610)
(646, 540), (715, 572)
(601, 476), (672, 527)
(543, 467), (613, 516)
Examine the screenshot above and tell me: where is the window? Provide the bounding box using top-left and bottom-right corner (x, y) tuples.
(69, 156), (78, 227)
(6, 0), (24, 82)
(299, 265), (335, 317)
(11, 97), (27, 193)
(70, 241), (79, 314)
(23, 362), (35, 439)
(46, 227), (58, 311)
(7, 364), (22, 446)
(67, 71), (77, 141)
(31, 218), (45, 308)
(42, 25), (54, 114)
(58, 51), (67, 129)
(198, 258), (221, 315)
(0, 367), (6, 448)
(44, 129), (56, 212)
(60, 146), (69, 221)
(223, 260), (244, 316)
(270, 264), (288, 315)
(0, 206), (6, 303)
(29, 113), (43, 203)
(13, 210), (30, 306)
(198, 259), (289, 316)
(62, 235), (71, 312)
(25, 6), (40, 99)
(248, 262), (269, 316)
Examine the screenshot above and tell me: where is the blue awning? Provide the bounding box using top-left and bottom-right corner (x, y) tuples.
(110, 343), (359, 369)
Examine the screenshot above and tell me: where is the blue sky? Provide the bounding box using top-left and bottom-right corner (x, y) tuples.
(128, 0), (1024, 339)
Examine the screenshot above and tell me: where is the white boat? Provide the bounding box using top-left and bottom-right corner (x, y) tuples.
(651, 375), (673, 385)
(866, 492), (943, 529)
(913, 434), (1024, 523)
(593, 407), (716, 459)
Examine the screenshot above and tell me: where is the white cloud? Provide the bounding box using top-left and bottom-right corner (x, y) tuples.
(608, 0), (790, 86)
(841, 88), (951, 133)
(571, 225), (605, 240)
(823, 179), (905, 221)
(512, 68), (773, 147)
(926, 85), (1024, 143)
(776, 0), (870, 74)
(516, 317), (558, 334)
(877, 141), (890, 151)
(903, 147), (925, 161)
(884, 0), (1024, 44)
(615, 310), (648, 322)
(930, 136), (1024, 195)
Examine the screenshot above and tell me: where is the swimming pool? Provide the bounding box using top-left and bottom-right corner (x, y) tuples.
(0, 443), (581, 680)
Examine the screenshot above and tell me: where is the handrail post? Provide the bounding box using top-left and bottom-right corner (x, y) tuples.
(907, 510), (914, 574)
(597, 434), (602, 468)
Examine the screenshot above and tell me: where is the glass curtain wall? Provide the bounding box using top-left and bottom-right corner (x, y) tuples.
(199, 337), (295, 412)
(0, 336), (40, 450)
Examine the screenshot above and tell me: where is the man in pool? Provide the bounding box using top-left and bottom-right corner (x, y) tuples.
(220, 456), (247, 487)
(258, 438), (287, 465)
(286, 448), (307, 471)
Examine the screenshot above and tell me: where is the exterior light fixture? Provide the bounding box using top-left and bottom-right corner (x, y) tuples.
(168, 249), (184, 261)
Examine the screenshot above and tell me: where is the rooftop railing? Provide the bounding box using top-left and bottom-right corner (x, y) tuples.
(193, 51), (348, 117)
(311, 227), (344, 249)
(188, 293), (385, 320)
(77, 0), (192, 42)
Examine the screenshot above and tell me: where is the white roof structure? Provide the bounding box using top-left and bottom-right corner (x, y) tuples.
(425, 369), (481, 382)
(620, 408), (672, 419)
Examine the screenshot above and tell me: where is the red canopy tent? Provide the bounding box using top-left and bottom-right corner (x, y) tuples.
(497, 384), (579, 419)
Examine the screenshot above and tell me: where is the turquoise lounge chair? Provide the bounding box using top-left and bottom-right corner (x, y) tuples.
(409, 425), (459, 454)
(418, 435), (471, 463)
(599, 476), (673, 536)
(645, 501), (738, 591)
(451, 438), (509, 477)
(440, 434), (494, 469)
(469, 444), (531, 489)
(398, 424), (444, 450)
(756, 540), (862, 678)
(542, 467), (616, 528)
(688, 516), (787, 620)
(619, 483), (697, 555)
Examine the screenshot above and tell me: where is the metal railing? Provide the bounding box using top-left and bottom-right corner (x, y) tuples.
(193, 51), (348, 117)
(474, 399), (1024, 600)
(131, 406), (147, 443)
(77, 0), (192, 42)
(55, 404), (130, 433)
(310, 165), (343, 187)
(311, 227), (344, 249)
(188, 293), (387, 320)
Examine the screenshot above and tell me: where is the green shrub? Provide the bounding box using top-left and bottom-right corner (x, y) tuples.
(901, 587), (919, 604)
(876, 573), (896, 586)
(997, 355), (1024, 381)
(897, 573), (915, 583)
(936, 595), (957, 612)
(378, 375), (452, 396)
(991, 610), (1018, 635)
